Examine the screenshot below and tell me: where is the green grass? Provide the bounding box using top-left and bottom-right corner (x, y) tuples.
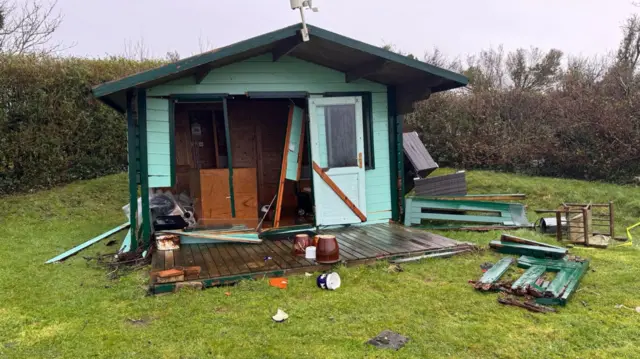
(1, 169), (640, 358)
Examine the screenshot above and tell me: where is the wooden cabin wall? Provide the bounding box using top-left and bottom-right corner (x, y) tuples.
(147, 54), (392, 223)
(227, 99), (298, 211)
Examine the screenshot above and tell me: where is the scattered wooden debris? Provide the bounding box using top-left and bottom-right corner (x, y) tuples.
(489, 240), (567, 259)
(413, 171), (466, 197)
(535, 201), (615, 248)
(471, 257), (513, 291)
(46, 222), (131, 264)
(498, 294), (556, 313)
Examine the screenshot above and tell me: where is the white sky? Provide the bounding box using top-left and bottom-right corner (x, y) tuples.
(50, 0), (637, 60)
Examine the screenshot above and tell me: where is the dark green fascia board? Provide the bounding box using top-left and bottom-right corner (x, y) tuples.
(92, 23), (468, 100)
(306, 24), (469, 87)
(168, 99), (176, 187)
(246, 91), (308, 98)
(92, 24), (301, 98)
(167, 93), (228, 102)
(387, 86), (399, 221)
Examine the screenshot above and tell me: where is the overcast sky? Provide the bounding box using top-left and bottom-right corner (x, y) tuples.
(51, 0), (637, 61)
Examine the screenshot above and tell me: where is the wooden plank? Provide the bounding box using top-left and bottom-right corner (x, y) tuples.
(234, 245), (263, 272)
(46, 222), (131, 263)
(173, 247), (184, 268)
(275, 239), (315, 266)
(335, 231), (381, 257)
(332, 233), (374, 259)
(296, 120), (306, 181)
(253, 242), (287, 270)
(274, 105), (295, 228)
(402, 131), (438, 177)
(207, 244), (232, 276)
(263, 239), (303, 268)
(189, 245), (209, 279)
(181, 244), (197, 267)
(245, 244), (281, 272)
(312, 161), (367, 222)
(361, 225), (426, 252)
(151, 250), (164, 272)
(164, 250), (175, 269)
(198, 244), (221, 278)
(219, 244), (253, 274)
(345, 227), (400, 254)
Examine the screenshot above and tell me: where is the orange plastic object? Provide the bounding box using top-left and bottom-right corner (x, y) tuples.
(269, 277), (288, 289)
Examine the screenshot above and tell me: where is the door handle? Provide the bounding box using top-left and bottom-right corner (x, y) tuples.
(358, 152), (363, 169)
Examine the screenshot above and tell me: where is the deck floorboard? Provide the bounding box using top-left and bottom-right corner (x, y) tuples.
(151, 223), (473, 292)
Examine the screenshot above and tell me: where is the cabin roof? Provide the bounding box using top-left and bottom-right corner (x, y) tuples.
(92, 23), (468, 113)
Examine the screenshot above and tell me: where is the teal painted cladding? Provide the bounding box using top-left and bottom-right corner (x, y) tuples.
(145, 97), (171, 188)
(285, 106), (305, 180)
(146, 54), (392, 222)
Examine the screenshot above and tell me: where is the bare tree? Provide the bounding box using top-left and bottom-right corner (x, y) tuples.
(0, 0), (63, 55)
(123, 37), (150, 61)
(166, 50), (180, 62)
(464, 46), (506, 91)
(506, 47), (563, 91)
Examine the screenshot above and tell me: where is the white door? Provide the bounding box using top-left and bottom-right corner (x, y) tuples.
(309, 97), (367, 226)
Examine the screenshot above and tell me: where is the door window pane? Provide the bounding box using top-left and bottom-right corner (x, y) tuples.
(325, 104), (357, 168)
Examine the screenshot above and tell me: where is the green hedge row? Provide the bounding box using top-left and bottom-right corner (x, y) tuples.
(0, 55), (161, 194)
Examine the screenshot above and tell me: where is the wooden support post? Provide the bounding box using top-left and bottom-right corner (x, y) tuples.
(582, 206), (590, 246)
(126, 90), (138, 251)
(312, 161), (367, 222)
(138, 89), (151, 248)
(222, 97), (235, 217)
(555, 210), (563, 242)
(274, 105), (295, 228)
(609, 201), (615, 238)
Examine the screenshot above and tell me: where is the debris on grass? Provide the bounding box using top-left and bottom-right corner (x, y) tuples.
(367, 330), (409, 350)
(387, 264), (403, 273)
(269, 277), (288, 289)
(272, 309), (288, 322)
(497, 294), (556, 313)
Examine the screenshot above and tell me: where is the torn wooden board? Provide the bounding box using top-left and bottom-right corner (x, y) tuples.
(413, 172), (466, 197)
(403, 131), (438, 178)
(489, 241), (567, 259)
(46, 222), (130, 264)
(157, 229), (262, 244)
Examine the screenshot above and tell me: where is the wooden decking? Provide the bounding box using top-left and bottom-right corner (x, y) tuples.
(150, 223), (474, 294)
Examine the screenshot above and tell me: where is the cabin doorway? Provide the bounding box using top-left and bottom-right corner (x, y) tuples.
(170, 98), (314, 229)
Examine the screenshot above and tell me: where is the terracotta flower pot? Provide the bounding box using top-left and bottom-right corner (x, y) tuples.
(315, 235), (340, 264)
(292, 234), (311, 256)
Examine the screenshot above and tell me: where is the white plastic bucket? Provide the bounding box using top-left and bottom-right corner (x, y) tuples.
(317, 272), (341, 290)
(305, 246), (316, 260)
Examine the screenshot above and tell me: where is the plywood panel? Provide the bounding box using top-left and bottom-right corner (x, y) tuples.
(232, 168), (259, 224)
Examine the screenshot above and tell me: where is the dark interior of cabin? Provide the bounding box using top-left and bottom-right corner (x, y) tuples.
(171, 98), (313, 229)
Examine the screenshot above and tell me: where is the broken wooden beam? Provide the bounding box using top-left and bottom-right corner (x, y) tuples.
(489, 241), (567, 259)
(498, 294), (557, 313)
(499, 234), (565, 250)
(46, 222), (131, 264)
(472, 257), (513, 291)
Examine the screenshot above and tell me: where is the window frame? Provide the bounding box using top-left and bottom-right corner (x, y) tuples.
(323, 92), (375, 170)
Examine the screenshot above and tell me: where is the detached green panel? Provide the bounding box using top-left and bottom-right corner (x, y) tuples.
(285, 105), (304, 180)
(146, 97), (171, 188)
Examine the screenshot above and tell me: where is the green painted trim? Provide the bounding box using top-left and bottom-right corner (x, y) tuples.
(92, 23), (467, 101)
(397, 113), (405, 221)
(46, 222), (131, 263)
(222, 98), (235, 217)
(387, 86), (399, 221)
(168, 93), (227, 102)
(304, 115), (315, 225)
(323, 92), (374, 170)
(126, 90), (138, 251)
(138, 89), (151, 248)
(168, 99), (176, 187)
(92, 24), (300, 98)
(307, 24), (468, 85)
(246, 91), (308, 98)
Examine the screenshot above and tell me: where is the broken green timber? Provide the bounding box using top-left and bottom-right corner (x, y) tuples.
(259, 224), (316, 239)
(478, 257), (513, 285)
(404, 197), (530, 228)
(46, 222), (131, 263)
(511, 265), (546, 291)
(489, 241), (567, 259)
(516, 255), (590, 306)
(500, 234), (565, 250)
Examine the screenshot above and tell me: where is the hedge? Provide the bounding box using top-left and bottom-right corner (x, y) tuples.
(0, 55), (161, 194)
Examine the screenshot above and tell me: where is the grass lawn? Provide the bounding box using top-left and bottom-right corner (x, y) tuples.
(1, 169), (640, 358)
